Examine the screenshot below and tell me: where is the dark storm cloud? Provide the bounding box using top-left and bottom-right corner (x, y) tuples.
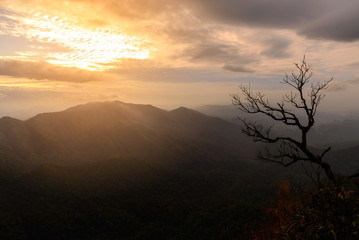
(0, 60), (107, 82)
(298, 5), (359, 41)
(186, 0), (319, 28)
(183, 0), (359, 42)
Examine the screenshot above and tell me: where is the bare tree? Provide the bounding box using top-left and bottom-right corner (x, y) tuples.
(232, 56), (336, 183)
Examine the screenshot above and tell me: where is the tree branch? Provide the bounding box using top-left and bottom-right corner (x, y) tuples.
(232, 56), (336, 183)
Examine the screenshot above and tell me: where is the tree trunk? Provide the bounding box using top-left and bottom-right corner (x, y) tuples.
(320, 161), (337, 184)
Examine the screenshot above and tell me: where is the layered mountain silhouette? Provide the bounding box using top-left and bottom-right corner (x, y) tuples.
(0, 101), (273, 239)
(0, 101), (358, 239)
(0, 101), (258, 173)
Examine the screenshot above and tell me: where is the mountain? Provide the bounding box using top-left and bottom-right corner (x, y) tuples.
(196, 104), (359, 149)
(0, 101), (281, 239)
(196, 104), (346, 124)
(309, 119), (359, 147)
(1, 100), (358, 175)
(0, 101), (358, 238)
(0, 101), (257, 173)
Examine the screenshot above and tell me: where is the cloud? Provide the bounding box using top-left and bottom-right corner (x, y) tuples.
(92, 0), (359, 42)
(298, 3), (359, 41)
(327, 82), (346, 92)
(4, 0), (359, 43)
(103, 0), (170, 20)
(63, 0), (170, 20)
(108, 65), (239, 83)
(344, 62), (359, 69)
(0, 59), (109, 82)
(179, 42), (256, 71)
(183, 43), (239, 62)
(348, 78), (359, 85)
(183, 0), (359, 42)
(222, 64), (254, 73)
(327, 78), (359, 92)
(185, 0), (318, 28)
(260, 37), (292, 58)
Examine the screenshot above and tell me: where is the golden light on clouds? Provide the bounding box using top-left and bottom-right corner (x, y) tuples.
(0, 0), (359, 119)
(2, 11), (150, 71)
(0, 80), (52, 89)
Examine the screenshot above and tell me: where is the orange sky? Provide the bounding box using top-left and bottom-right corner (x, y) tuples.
(0, 0), (359, 119)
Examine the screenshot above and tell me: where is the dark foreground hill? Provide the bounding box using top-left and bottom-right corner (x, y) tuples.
(0, 157), (286, 239)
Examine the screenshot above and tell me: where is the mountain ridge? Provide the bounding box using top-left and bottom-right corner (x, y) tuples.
(1, 100), (357, 175)
(0, 101), (256, 173)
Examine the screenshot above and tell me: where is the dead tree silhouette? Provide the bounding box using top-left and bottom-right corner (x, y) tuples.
(232, 56), (336, 183)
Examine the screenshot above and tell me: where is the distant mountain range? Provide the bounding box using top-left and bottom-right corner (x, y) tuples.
(0, 101), (258, 173)
(196, 104), (359, 124)
(195, 104), (350, 124)
(196, 104), (359, 146)
(0, 101), (358, 175)
(0, 101), (358, 238)
(196, 104), (359, 175)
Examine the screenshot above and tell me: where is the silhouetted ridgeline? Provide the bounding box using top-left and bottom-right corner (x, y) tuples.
(0, 101), (358, 239)
(0, 101), (271, 239)
(0, 101), (258, 173)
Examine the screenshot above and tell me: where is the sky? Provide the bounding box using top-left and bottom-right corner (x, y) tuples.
(0, 0), (359, 119)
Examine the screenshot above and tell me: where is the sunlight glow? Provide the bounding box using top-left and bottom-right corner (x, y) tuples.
(0, 79), (55, 88)
(2, 13), (150, 71)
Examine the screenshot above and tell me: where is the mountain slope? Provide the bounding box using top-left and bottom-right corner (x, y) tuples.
(0, 101), (256, 172)
(0, 101), (358, 239)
